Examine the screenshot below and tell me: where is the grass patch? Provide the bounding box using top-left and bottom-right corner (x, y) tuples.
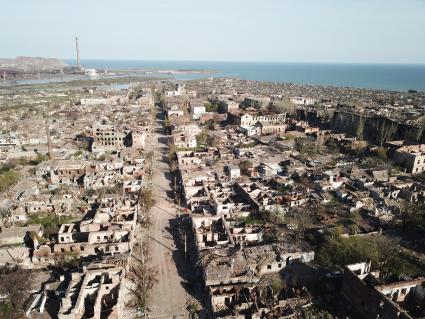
(176, 146), (205, 152)
(0, 167), (20, 193)
(315, 235), (425, 277)
(281, 133), (297, 140)
(26, 213), (77, 235)
(240, 214), (263, 225)
(19, 153), (48, 166)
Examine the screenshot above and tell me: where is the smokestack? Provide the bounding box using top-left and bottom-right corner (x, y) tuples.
(75, 37), (80, 68)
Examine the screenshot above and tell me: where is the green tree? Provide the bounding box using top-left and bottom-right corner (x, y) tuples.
(400, 200), (425, 233)
(196, 130), (209, 146)
(239, 160), (253, 176)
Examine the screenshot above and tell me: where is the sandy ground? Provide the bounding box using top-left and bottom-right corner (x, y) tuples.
(145, 114), (188, 318)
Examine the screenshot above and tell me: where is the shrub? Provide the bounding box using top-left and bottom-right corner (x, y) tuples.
(0, 168), (20, 193)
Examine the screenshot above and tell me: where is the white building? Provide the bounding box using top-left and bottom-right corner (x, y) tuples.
(167, 108), (184, 118)
(84, 68), (98, 77)
(173, 123), (202, 135)
(290, 96), (315, 105)
(165, 83), (185, 97)
(173, 133), (197, 149)
(240, 113), (286, 128)
(80, 98), (109, 106)
(191, 104), (206, 120)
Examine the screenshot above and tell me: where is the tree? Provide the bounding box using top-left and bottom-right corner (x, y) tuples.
(294, 137), (320, 155)
(163, 118), (171, 133)
(187, 302), (200, 319)
(318, 104), (333, 123)
(400, 199), (410, 232)
(415, 119), (425, 142)
(376, 119), (397, 146)
(196, 130), (209, 146)
(139, 189), (155, 212)
(374, 236), (398, 280)
(51, 252), (80, 274)
(127, 258), (157, 311)
(356, 117), (365, 140)
(324, 138), (339, 154)
(271, 98), (296, 116)
(239, 160), (253, 176)
(170, 160), (178, 173)
(0, 266), (33, 318)
(204, 100), (220, 113)
(291, 208), (313, 241)
(207, 135), (221, 148)
(0, 204), (11, 227)
(399, 199), (425, 234)
(375, 147), (388, 162)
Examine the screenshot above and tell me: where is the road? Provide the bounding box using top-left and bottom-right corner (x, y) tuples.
(146, 111), (188, 318)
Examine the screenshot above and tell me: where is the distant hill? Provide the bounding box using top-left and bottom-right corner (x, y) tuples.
(0, 56), (68, 70)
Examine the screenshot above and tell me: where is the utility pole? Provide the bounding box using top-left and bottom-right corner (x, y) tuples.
(140, 236), (144, 264)
(184, 231), (187, 260)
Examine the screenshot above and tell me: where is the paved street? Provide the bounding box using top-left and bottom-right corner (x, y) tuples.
(146, 111), (188, 318)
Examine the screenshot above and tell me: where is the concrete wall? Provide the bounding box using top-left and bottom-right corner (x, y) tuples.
(342, 267), (413, 319)
(332, 111), (425, 144)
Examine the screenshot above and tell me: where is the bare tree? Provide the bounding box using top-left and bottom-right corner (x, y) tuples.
(0, 204), (11, 227)
(0, 266), (33, 318)
(272, 98), (296, 116)
(291, 208), (313, 241)
(356, 117), (365, 140)
(376, 119), (397, 146)
(126, 258), (157, 311)
(139, 189), (155, 212)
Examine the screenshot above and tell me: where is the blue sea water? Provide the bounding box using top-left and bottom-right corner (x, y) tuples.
(68, 60), (425, 92)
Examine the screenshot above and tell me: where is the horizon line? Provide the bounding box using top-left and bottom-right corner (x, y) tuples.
(3, 56), (425, 66)
(59, 58), (425, 66)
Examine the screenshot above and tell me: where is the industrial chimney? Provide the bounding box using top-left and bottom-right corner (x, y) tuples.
(75, 37), (81, 68)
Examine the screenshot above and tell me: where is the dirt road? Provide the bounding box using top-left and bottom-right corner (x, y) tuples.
(146, 113), (188, 318)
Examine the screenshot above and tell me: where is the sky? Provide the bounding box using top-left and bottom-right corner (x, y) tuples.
(1, 0), (425, 63)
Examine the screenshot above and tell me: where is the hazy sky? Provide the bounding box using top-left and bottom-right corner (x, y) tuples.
(2, 0), (425, 63)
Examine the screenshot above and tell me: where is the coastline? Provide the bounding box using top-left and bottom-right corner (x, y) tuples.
(72, 60), (425, 92)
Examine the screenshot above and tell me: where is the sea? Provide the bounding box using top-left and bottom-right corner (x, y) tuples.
(66, 60), (425, 92)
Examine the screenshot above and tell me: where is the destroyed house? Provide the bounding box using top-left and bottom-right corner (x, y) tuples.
(200, 242), (314, 287)
(342, 262), (425, 319)
(58, 265), (123, 319)
(39, 198), (138, 258)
